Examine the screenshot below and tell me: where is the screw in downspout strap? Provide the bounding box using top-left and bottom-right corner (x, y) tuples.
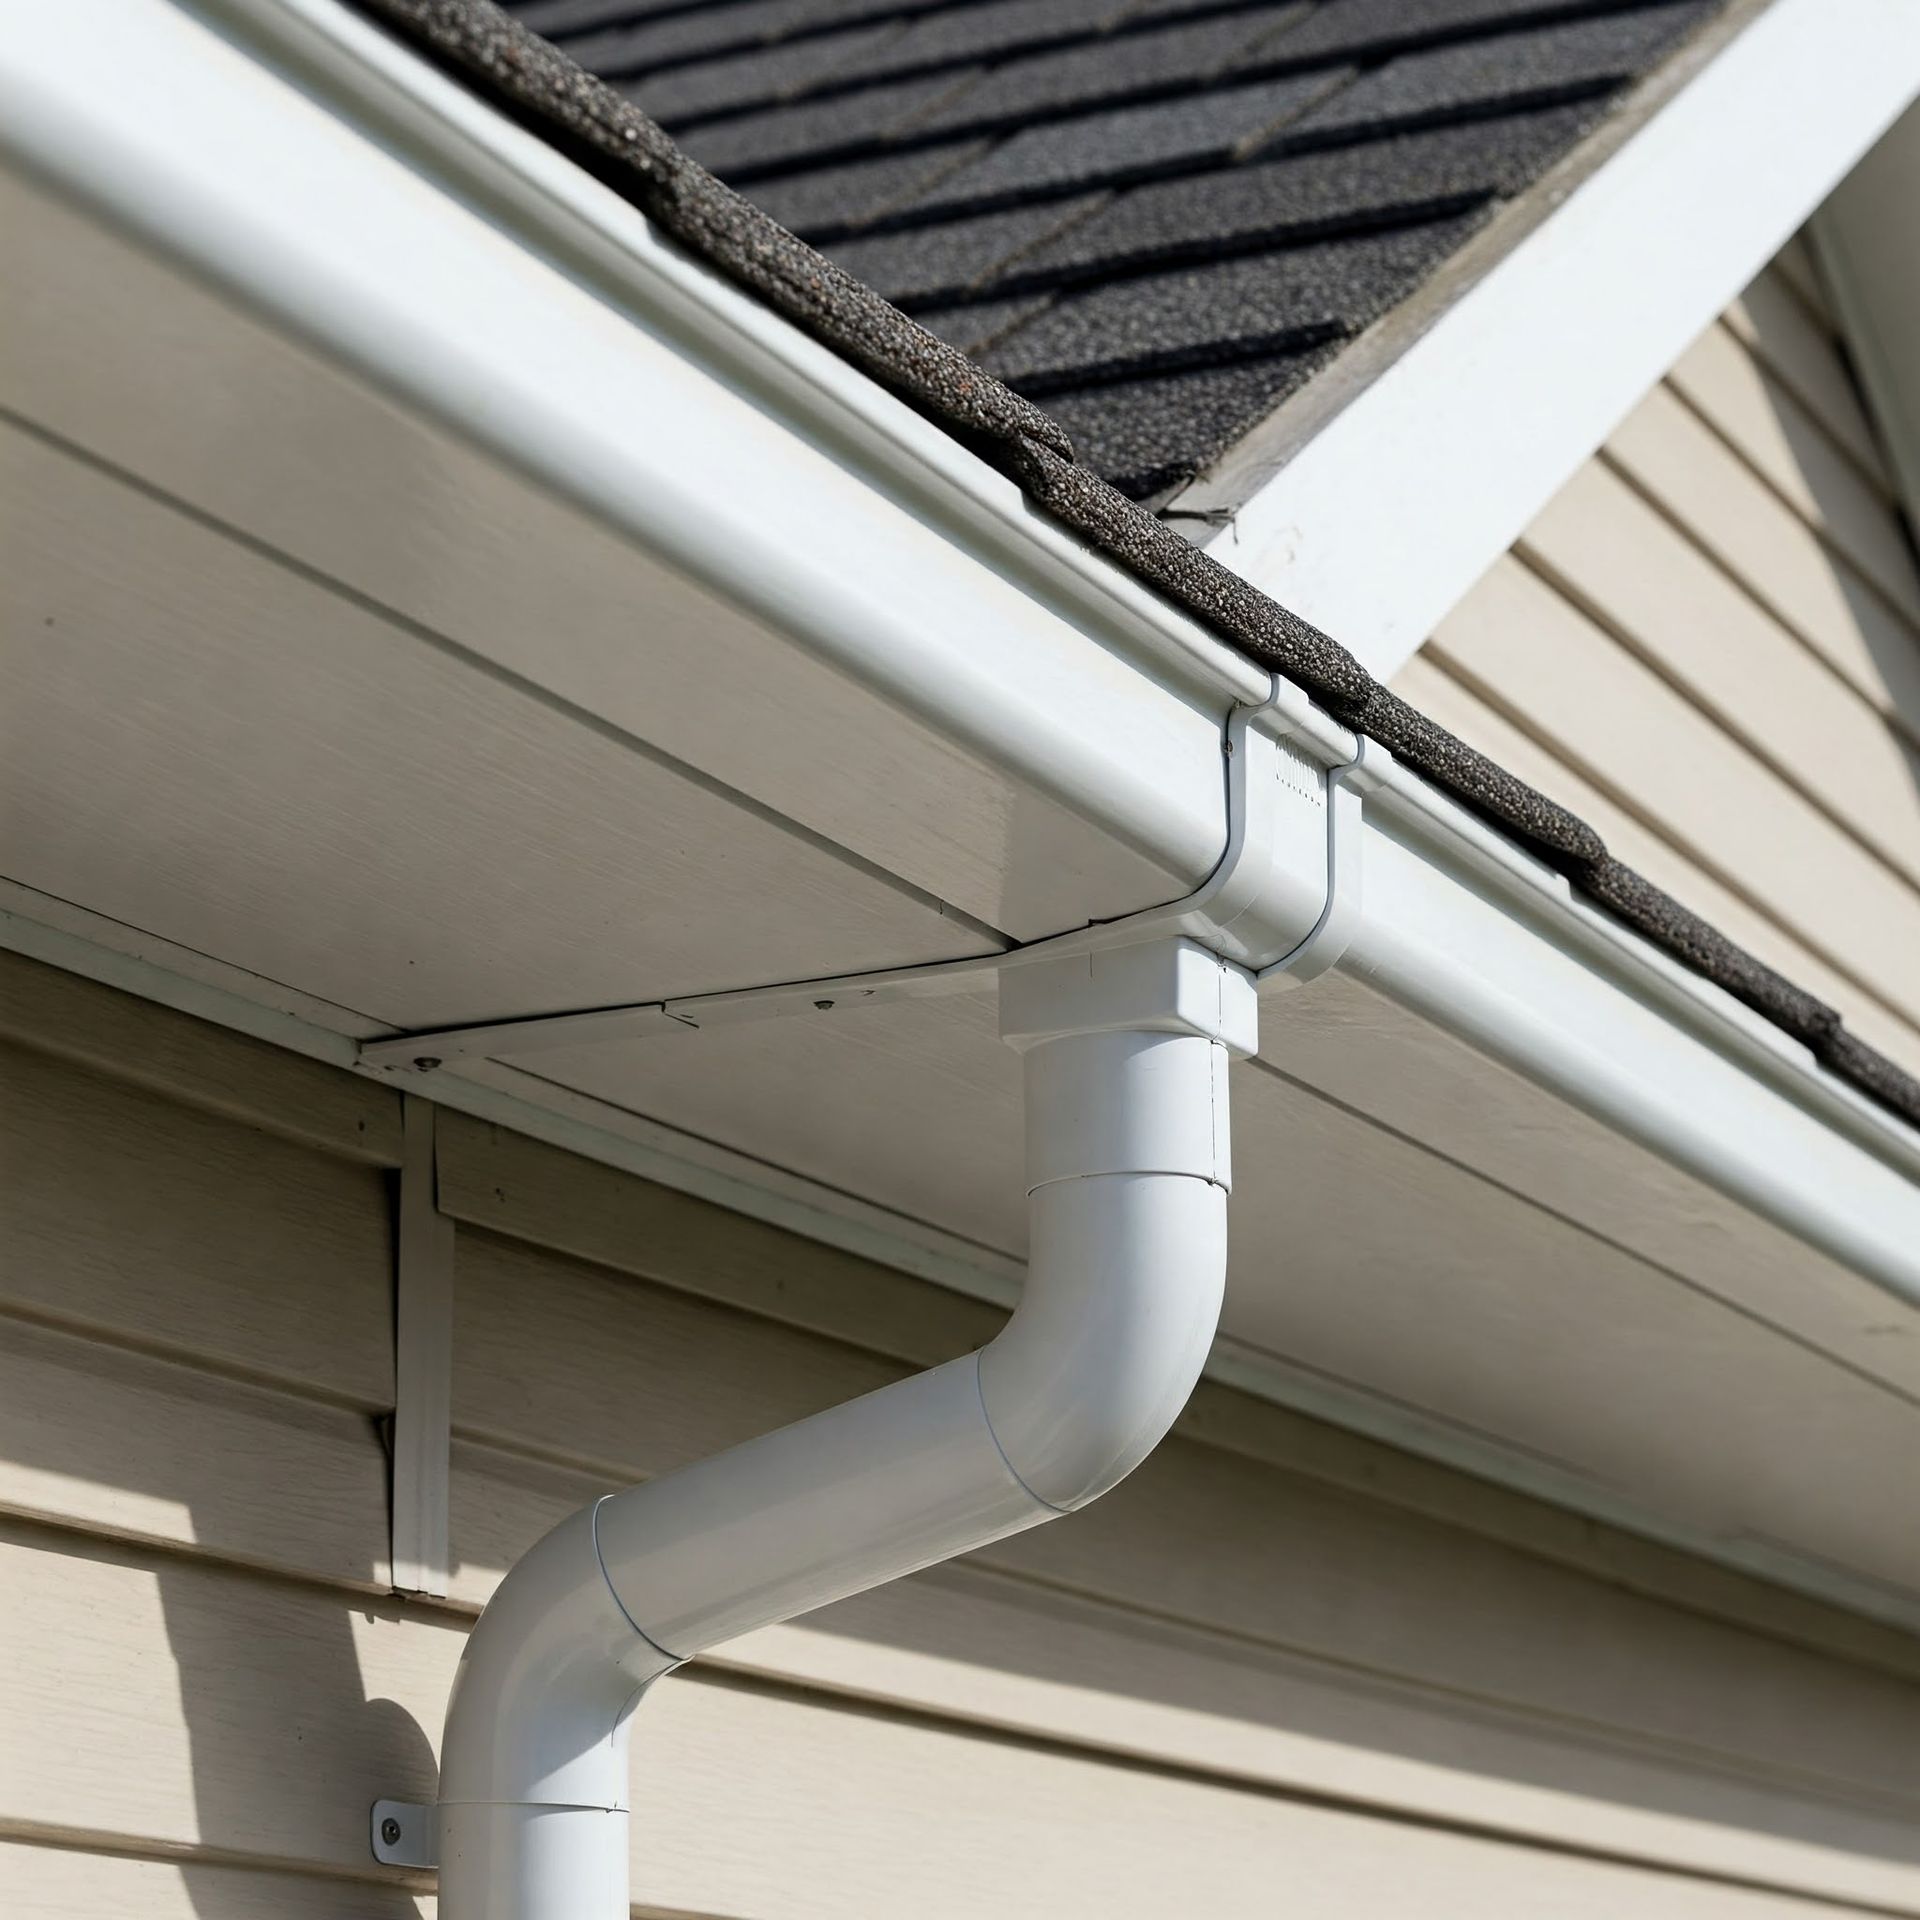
(411, 1056), (442, 1073)
(380, 1816), (403, 1847)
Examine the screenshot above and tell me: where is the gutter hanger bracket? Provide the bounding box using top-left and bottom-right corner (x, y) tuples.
(358, 678), (1363, 1076)
(1260, 735), (1379, 990)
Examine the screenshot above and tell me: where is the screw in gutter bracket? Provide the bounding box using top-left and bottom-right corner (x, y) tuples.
(371, 1798), (439, 1869)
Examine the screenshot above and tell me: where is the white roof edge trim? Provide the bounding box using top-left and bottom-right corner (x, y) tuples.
(1177, 0), (1920, 681)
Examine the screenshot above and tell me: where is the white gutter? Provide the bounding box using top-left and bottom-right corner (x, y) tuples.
(385, 940), (1253, 1916)
(6, 0), (1920, 1624)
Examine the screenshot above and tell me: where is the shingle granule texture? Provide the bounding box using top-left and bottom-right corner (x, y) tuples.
(675, 72), (970, 174)
(901, 6), (1315, 138)
(824, 197), (1107, 305)
(1002, 105), (1603, 291)
(545, 0), (1712, 492)
(746, 140), (984, 231)
(892, 70), (1349, 224)
(1025, 348), (1346, 495)
(1287, 5), (1711, 140)
(349, 0), (1920, 1134)
(981, 218), (1482, 389)
(614, 21), (898, 121)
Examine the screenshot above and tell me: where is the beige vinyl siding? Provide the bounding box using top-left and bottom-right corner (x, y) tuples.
(4, 952), (1920, 1916)
(1409, 238), (1920, 1080)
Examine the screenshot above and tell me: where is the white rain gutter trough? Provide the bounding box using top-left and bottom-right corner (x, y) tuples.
(8, 9), (1920, 1903)
(12, 0), (1910, 1286)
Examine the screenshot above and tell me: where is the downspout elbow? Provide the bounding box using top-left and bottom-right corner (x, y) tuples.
(983, 940), (1252, 1510)
(431, 937), (1254, 1919)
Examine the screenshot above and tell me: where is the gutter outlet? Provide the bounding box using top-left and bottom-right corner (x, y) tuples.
(426, 935), (1255, 1918)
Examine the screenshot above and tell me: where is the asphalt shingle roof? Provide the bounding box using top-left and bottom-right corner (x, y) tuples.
(345, 0), (1920, 1135)
(509, 0), (1714, 498)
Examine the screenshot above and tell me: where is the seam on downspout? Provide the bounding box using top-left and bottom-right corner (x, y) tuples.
(971, 1351), (1071, 1519)
(588, 1494), (682, 1667)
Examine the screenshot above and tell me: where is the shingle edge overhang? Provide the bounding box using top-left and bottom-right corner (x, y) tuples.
(283, 0), (1920, 1140)
(1171, 0), (1920, 678)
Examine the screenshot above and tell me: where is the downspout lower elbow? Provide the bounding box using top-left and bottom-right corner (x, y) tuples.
(433, 937), (1255, 1920)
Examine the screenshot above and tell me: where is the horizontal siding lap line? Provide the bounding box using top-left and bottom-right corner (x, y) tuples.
(1428, 574), (1920, 1042)
(1592, 444), (1920, 757)
(1714, 311), (1892, 503)
(6, 1513), (1919, 1915)
(1392, 652), (1920, 1077)
(1511, 532), (1920, 902)
(0, 1293), (395, 1423)
(714, 1582), (1920, 1833)
(12, 1389), (1918, 1846)
(1600, 394), (1920, 756)
(6, 1767), (1912, 1920)
(673, 1665), (1920, 1910)
(0, 950), (404, 1169)
(446, 1444), (1920, 1822)
(0, 1819), (433, 1896)
(1660, 360), (1920, 627)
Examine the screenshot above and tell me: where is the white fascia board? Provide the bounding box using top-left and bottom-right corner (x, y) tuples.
(5, 5), (1920, 1394)
(1812, 102), (1920, 527)
(1179, 0), (1920, 681)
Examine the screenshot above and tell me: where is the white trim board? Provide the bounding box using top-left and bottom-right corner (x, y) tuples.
(1173, 0), (1920, 681)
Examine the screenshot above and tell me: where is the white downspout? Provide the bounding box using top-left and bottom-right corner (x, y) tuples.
(430, 937), (1255, 1919)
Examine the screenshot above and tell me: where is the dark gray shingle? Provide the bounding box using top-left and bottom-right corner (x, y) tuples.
(908, 6), (1311, 138)
(748, 140), (986, 229)
(676, 70), (976, 173)
(553, 0), (837, 77)
(1284, 2), (1711, 140)
(1028, 347), (1344, 495)
(980, 216), (1479, 386)
(1000, 103), (1598, 288)
(895, 69), (1349, 219)
(621, 20), (898, 121)
(824, 196), (1105, 304)
(1263, 0), (1677, 65)
(912, 294), (1055, 353)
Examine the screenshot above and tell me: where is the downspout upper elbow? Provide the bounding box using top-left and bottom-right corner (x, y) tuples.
(982, 941), (1249, 1508)
(431, 936), (1255, 1919)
